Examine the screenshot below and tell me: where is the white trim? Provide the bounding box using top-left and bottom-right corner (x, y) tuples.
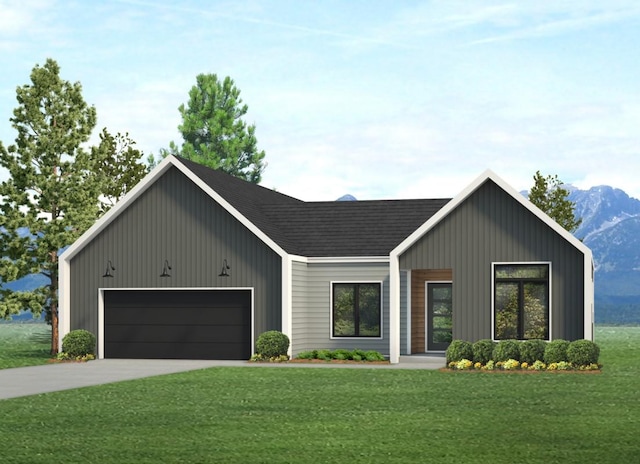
(329, 281), (384, 340)
(299, 256), (390, 264)
(424, 280), (453, 351)
(405, 269), (411, 356)
(490, 262), (552, 342)
(389, 255), (400, 363)
(97, 287), (254, 359)
(282, 256), (293, 357)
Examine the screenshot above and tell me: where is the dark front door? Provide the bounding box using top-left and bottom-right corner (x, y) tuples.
(426, 282), (452, 351)
(104, 289), (251, 360)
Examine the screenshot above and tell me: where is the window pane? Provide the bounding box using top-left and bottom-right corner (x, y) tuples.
(333, 284), (355, 336)
(432, 286), (452, 301)
(495, 282), (518, 339)
(523, 282), (548, 339)
(358, 284), (381, 337)
(496, 265), (548, 279)
(433, 330), (453, 343)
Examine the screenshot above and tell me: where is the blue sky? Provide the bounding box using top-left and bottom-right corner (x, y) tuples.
(2, 0), (640, 201)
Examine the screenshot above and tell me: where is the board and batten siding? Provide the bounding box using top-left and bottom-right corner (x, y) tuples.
(69, 166), (282, 342)
(399, 179), (585, 342)
(290, 262), (390, 356)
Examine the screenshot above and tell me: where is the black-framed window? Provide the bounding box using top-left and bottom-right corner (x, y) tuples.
(332, 283), (381, 337)
(494, 264), (549, 340)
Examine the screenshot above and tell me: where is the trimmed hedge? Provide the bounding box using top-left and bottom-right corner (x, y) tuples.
(472, 339), (495, 365)
(544, 339), (570, 364)
(62, 330), (96, 357)
(520, 339), (547, 364)
(492, 340), (520, 362)
(567, 339), (600, 366)
(446, 340), (473, 363)
(255, 331), (290, 358)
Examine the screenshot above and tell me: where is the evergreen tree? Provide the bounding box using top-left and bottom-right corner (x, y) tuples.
(0, 59), (102, 354)
(528, 171), (581, 233)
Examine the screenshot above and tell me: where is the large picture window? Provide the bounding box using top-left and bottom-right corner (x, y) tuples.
(332, 283), (381, 337)
(494, 264), (549, 340)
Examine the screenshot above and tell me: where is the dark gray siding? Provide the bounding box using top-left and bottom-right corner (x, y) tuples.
(399, 180), (585, 342)
(70, 166), (282, 342)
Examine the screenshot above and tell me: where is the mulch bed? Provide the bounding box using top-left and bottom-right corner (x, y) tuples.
(287, 359), (390, 365)
(439, 368), (601, 374)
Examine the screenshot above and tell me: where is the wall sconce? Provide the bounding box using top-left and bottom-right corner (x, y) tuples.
(102, 260), (115, 278)
(160, 260), (172, 277)
(219, 259), (230, 277)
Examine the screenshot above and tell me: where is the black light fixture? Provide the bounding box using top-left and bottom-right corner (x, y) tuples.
(219, 259), (230, 277)
(102, 260), (115, 278)
(160, 260), (172, 277)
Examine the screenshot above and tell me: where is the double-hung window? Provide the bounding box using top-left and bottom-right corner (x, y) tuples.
(332, 283), (381, 337)
(494, 263), (550, 340)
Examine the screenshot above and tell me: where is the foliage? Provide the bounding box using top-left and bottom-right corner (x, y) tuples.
(520, 339), (547, 364)
(249, 353), (289, 363)
(0, 59), (101, 354)
(92, 129), (147, 213)
(528, 171), (581, 233)
(531, 360), (547, 371)
(454, 359), (473, 370)
(544, 339), (570, 364)
(56, 351), (95, 362)
(492, 339), (521, 362)
(472, 339), (495, 364)
(502, 359), (520, 370)
(295, 350), (317, 360)
(254, 331), (290, 359)
(445, 340), (473, 363)
(364, 350), (386, 361)
(331, 349), (353, 360)
(292, 348), (386, 362)
(61, 329), (96, 357)
(161, 73), (266, 183)
(566, 339), (600, 366)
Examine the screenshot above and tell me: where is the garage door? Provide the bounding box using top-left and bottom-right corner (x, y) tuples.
(104, 289), (251, 360)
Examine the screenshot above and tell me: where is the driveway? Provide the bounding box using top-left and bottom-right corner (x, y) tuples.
(0, 356), (444, 400)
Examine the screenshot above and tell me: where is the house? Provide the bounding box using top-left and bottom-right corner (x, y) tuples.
(59, 155), (594, 363)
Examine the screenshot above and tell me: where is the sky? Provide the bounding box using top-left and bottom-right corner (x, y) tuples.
(1, 0), (640, 201)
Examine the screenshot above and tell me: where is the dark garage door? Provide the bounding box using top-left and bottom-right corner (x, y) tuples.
(104, 289), (251, 360)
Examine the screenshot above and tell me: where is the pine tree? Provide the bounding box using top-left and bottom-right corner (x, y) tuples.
(528, 171), (581, 233)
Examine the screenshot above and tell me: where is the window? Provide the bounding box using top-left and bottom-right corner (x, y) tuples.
(494, 264), (549, 340)
(332, 283), (381, 337)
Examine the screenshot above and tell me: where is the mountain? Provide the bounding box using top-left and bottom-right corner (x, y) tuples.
(569, 187), (640, 324)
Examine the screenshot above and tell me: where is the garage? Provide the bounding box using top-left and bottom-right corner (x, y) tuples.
(104, 289), (252, 360)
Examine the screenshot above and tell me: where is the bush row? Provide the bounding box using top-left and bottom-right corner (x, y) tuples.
(446, 338), (600, 367)
(295, 348), (386, 362)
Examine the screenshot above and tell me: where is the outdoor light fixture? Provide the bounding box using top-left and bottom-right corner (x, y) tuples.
(219, 259), (230, 277)
(102, 260), (115, 278)
(160, 260), (172, 277)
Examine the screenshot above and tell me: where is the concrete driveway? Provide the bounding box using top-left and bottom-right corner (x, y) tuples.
(0, 357), (444, 400)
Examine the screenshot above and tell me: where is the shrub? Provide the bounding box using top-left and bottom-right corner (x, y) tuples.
(351, 349), (367, 361)
(446, 340), (473, 363)
(62, 330), (96, 357)
(364, 350), (386, 362)
(502, 359), (520, 370)
(472, 339), (495, 364)
(520, 339), (547, 364)
(295, 350), (316, 360)
(255, 331), (290, 358)
(455, 359), (473, 370)
(331, 349), (353, 360)
(544, 339), (570, 364)
(566, 339), (600, 366)
(492, 340), (520, 362)
(316, 349), (333, 361)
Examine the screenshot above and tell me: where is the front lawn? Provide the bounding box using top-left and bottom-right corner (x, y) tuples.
(0, 327), (637, 463)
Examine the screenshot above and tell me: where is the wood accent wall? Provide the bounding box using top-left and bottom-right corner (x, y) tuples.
(411, 269), (453, 353)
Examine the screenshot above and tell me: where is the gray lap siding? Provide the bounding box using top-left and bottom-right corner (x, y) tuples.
(69, 167), (282, 344)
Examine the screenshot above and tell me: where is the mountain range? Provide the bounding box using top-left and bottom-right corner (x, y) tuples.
(3, 184), (640, 324)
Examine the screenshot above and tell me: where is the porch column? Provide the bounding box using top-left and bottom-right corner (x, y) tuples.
(389, 254), (400, 364)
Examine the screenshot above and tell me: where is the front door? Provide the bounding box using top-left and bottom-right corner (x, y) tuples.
(426, 282), (453, 351)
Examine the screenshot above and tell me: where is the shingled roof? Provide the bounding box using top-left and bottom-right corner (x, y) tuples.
(176, 157), (451, 257)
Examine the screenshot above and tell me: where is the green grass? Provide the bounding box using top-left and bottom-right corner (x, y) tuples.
(0, 327), (638, 463)
(0, 324), (51, 369)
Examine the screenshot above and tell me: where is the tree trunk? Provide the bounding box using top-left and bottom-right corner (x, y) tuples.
(51, 303), (59, 355)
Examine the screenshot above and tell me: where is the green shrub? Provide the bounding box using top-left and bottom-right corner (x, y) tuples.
(566, 339), (600, 366)
(520, 339), (547, 364)
(316, 349), (332, 361)
(544, 339), (569, 364)
(446, 340), (473, 363)
(255, 331), (290, 358)
(364, 350), (386, 361)
(295, 350), (316, 360)
(62, 330), (96, 357)
(332, 349), (353, 360)
(472, 339), (495, 364)
(351, 349), (367, 361)
(492, 340), (520, 362)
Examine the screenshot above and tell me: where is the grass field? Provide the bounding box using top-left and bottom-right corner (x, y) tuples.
(0, 324), (50, 369)
(0, 327), (638, 463)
